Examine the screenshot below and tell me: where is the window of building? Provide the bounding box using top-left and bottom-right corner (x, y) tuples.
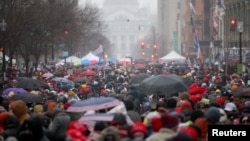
(177, 2), (181, 10)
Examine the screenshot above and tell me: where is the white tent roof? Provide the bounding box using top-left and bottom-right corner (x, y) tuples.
(81, 52), (99, 61)
(160, 50), (185, 61)
(65, 56), (81, 63)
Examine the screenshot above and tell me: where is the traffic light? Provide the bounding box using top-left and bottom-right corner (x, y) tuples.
(64, 30), (69, 35)
(141, 51), (145, 56)
(153, 44), (157, 49)
(140, 41), (145, 49)
(0, 48), (3, 52)
(230, 19), (237, 31)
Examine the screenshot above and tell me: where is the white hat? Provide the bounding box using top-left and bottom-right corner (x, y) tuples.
(201, 83), (207, 87)
(224, 102), (237, 112)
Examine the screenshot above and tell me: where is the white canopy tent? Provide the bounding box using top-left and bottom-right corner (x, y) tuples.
(81, 52), (99, 61)
(64, 56), (81, 63)
(159, 50), (186, 63)
(58, 55), (81, 65)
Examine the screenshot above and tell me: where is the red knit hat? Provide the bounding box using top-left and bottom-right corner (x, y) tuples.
(180, 127), (199, 141)
(196, 94), (202, 101)
(131, 122), (147, 135)
(188, 83), (207, 95)
(181, 100), (192, 111)
(175, 107), (182, 113)
(161, 113), (179, 128)
(189, 95), (198, 105)
(215, 97), (225, 107)
(151, 116), (162, 132)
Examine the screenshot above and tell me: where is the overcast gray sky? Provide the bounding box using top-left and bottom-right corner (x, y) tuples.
(79, 0), (157, 14)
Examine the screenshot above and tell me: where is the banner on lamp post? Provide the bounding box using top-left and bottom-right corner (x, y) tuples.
(227, 47), (250, 63)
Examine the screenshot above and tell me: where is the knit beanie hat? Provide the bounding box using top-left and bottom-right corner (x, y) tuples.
(151, 116), (162, 132)
(215, 97), (225, 107)
(181, 100), (192, 112)
(204, 107), (221, 123)
(231, 85), (238, 91)
(161, 113), (179, 128)
(130, 122), (147, 135)
(179, 126), (199, 141)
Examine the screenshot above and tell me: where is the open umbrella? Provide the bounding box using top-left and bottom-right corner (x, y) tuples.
(237, 88), (250, 97)
(2, 88), (28, 96)
(52, 77), (72, 84)
(102, 65), (112, 71)
(82, 70), (96, 76)
(42, 72), (54, 78)
(129, 73), (149, 85)
(66, 97), (121, 112)
(137, 74), (188, 96)
(16, 78), (48, 89)
(72, 77), (88, 83)
(148, 62), (162, 67)
(79, 113), (133, 128)
(9, 93), (44, 103)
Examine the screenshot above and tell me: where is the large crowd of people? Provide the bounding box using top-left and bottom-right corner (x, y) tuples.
(0, 61), (249, 141)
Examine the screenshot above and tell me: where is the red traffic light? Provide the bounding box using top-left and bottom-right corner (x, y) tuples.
(141, 42), (145, 46)
(153, 44), (157, 49)
(64, 30), (69, 35)
(230, 19), (236, 25)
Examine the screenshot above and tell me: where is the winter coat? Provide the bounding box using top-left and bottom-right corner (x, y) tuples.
(0, 114), (20, 139)
(45, 112), (70, 141)
(146, 128), (177, 141)
(127, 110), (142, 123)
(17, 114), (49, 141)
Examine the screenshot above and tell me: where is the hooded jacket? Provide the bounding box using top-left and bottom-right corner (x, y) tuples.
(1, 114), (20, 139)
(10, 100), (30, 124)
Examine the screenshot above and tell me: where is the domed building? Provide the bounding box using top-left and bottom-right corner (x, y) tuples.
(101, 0), (157, 60)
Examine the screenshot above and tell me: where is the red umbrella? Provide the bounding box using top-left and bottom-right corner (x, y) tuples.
(82, 70), (96, 76)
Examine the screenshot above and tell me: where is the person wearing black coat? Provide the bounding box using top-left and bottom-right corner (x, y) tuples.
(0, 114), (20, 139)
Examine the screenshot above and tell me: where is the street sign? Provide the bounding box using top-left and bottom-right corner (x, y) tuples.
(59, 43), (65, 48)
(60, 51), (68, 58)
(237, 64), (243, 74)
(238, 21), (243, 32)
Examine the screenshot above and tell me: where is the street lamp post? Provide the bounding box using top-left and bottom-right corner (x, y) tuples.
(238, 21), (243, 75)
(0, 19), (7, 81)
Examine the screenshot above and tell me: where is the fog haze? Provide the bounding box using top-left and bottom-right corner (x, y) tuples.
(79, 0), (157, 14)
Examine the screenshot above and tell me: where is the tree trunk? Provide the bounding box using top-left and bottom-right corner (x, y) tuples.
(24, 58), (30, 76)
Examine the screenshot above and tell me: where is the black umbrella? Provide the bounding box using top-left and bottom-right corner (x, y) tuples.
(137, 74), (188, 96)
(9, 93), (44, 103)
(16, 78), (49, 89)
(72, 77), (88, 83)
(129, 73), (149, 85)
(148, 62), (162, 67)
